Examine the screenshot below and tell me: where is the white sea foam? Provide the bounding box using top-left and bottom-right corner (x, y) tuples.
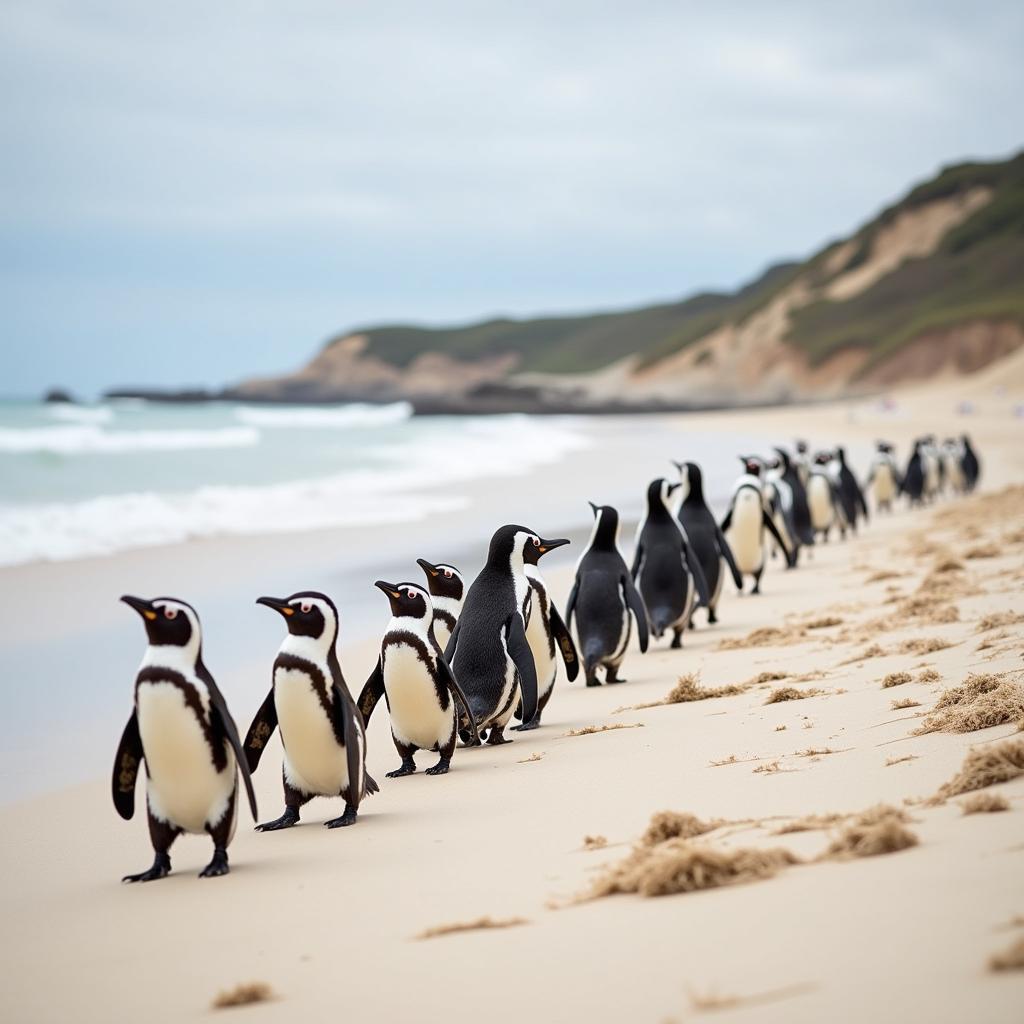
(0, 424), (260, 454)
(47, 403), (115, 425)
(0, 414), (589, 565)
(234, 402), (412, 428)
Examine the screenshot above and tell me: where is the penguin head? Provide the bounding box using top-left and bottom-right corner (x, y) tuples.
(738, 455), (762, 477)
(813, 450), (833, 466)
(671, 461), (703, 502)
(416, 559), (464, 601)
(795, 439), (809, 455)
(374, 581), (430, 621)
(588, 501), (620, 547)
(486, 524), (542, 569)
(522, 536), (570, 566)
(646, 478), (679, 511)
(256, 591), (338, 644)
(121, 595), (201, 657)
(772, 447), (792, 471)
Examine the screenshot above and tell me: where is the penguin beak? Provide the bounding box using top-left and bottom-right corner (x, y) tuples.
(374, 580), (402, 600)
(256, 596), (294, 616)
(415, 558), (439, 577)
(536, 537), (570, 555)
(668, 482), (681, 494)
(587, 501), (599, 517)
(120, 595), (157, 621)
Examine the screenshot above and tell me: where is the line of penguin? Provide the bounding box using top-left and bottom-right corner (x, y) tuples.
(111, 432), (982, 881)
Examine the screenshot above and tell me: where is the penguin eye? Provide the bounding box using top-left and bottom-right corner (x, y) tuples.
(443, 569), (452, 578)
(406, 588), (417, 599)
(164, 607), (177, 620)
(532, 537), (540, 547)
(300, 601), (312, 614)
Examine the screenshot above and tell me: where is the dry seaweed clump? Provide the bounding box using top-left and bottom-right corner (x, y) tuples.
(932, 556), (965, 574)
(899, 636), (953, 655)
(976, 611), (1024, 632)
(882, 672), (913, 688)
(717, 625), (807, 650)
(584, 839), (798, 899)
(960, 792), (1010, 814)
(805, 615), (843, 629)
(913, 675), (1024, 734)
(989, 937), (1024, 972)
(966, 543), (1000, 560)
(416, 916), (528, 940)
(934, 737), (1024, 799)
(918, 668), (941, 683)
(773, 813), (844, 835)
(749, 670), (790, 685)
(641, 811), (719, 846)
(583, 834), (608, 850)
(897, 597), (960, 624)
(564, 722), (644, 737)
(765, 686), (822, 704)
(822, 805), (917, 859)
(890, 697), (921, 710)
(865, 569), (902, 583)
(212, 983), (274, 1010)
(663, 673), (747, 703)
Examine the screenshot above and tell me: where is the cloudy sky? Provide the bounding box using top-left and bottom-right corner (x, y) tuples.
(2, 1), (1022, 397)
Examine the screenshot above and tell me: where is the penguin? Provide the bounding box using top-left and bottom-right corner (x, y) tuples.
(806, 451), (848, 540)
(865, 441), (900, 512)
(941, 438), (966, 495)
(721, 460), (795, 592)
(793, 440), (812, 487)
(920, 436), (941, 502)
(513, 536), (578, 727)
(774, 446), (815, 547)
(901, 442), (926, 506)
(244, 592), (378, 830)
(835, 446), (869, 532)
(761, 455), (801, 566)
(961, 434), (981, 492)
(444, 525), (547, 744)
(633, 478), (711, 647)
(416, 558), (465, 650)
(113, 596), (258, 882)
(674, 461), (743, 624)
(566, 502), (649, 685)
(357, 581), (481, 776)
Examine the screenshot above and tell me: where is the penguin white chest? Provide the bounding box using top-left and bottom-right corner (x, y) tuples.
(807, 477), (834, 529)
(384, 644), (452, 749)
(274, 666), (348, 796)
(137, 681), (234, 834)
(525, 601), (556, 692)
(874, 463), (895, 502)
(728, 492), (764, 573)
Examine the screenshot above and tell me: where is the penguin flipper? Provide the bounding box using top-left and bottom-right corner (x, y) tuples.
(549, 604), (580, 681)
(564, 580), (579, 632)
(507, 614), (539, 725)
(356, 659), (386, 728)
(720, 509), (733, 533)
(761, 508), (795, 568)
(112, 710), (143, 821)
(443, 621), (461, 663)
(243, 688), (278, 773)
(715, 525), (744, 590)
(328, 655), (371, 808)
(197, 661), (259, 822)
(622, 574), (650, 653)
(683, 540), (711, 607)
(436, 657), (482, 745)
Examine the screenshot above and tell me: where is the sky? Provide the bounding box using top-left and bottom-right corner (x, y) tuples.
(2, 1), (1022, 398)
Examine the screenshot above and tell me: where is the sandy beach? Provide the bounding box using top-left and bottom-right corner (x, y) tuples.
(2, 357), (1024, 1023)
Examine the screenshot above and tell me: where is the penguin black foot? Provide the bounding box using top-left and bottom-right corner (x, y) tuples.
(255, 807), (300, 832)
(459, 727), (483, 746)
(708, 608), (718, 624)
(751, 584), (761, 595)
(671, 631), (683, 649)
(512, 719), (540, 732)
(199, 847), (229, 878)
(585, 674), (601, 687)
(122, 852), (171, 883)
(386, 759), (417, 778)
(425, 758), (451, 775)
(605, 668), (626, 684)
(325, 804), (358, 829)
(486, 727), (509, 745)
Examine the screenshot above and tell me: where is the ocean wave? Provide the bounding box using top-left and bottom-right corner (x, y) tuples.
(47, 404), (115, 425)
(234, 402), (413, 428)
(0, 414), (590, 565)
(0, 424), (260, 454)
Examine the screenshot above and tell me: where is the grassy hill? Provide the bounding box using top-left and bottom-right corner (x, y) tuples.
(320, 150), (1023, 381)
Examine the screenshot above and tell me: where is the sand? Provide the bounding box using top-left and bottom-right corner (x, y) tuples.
(2, 361), (1024, 1022)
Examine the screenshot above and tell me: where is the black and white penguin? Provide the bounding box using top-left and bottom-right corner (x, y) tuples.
(807, 451), (848, 539)
(674, 461), (742, 624)
(416, 558), (465, 650)
(444, 525), (547, 744)
(793, 439), (812, 487)
(358, 581), (480, 776)
(566, 502), (649, 685)
(920, 436), (942, 502)
(901, 442), (926, 506)
(244, 592), (378, 831)
(113, 596), (258, 882)
(773, 447), (815, 547)
(761, 455), (801, 566)
(633, 478), (711, 647)
(865, 441), (900, 512)
(721, 461), (794, 592)
(512, 537), (578, 727)
(835, 446), (869, 532)
(941, 438), (966, 495)
(961, 434), (981, 492)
